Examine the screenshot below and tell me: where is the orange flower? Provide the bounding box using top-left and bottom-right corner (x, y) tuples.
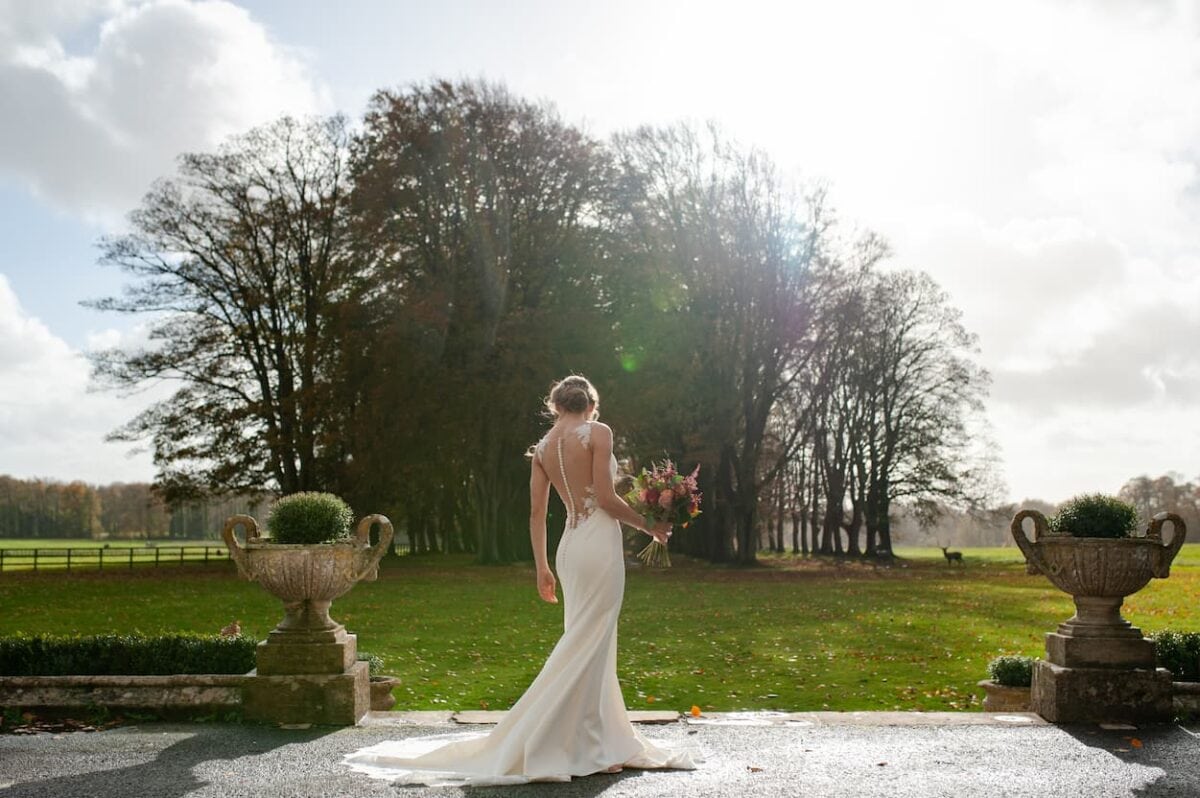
(690, 705), (702, 717)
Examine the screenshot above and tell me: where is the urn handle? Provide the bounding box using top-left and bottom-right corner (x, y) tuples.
(221, 515), (260, 579)
(1011, 509), (1051, 576)
(1147, 511), (1187, 578)
(354, 514), (394, 582)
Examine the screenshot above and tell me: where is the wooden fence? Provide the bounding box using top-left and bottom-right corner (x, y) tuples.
(0, 539), (413, 573)
(0, 545), (232, 573)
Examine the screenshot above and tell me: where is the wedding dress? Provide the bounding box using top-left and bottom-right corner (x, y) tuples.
(342, 421), (697, 785)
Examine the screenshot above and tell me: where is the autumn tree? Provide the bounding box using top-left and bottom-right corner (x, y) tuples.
(345, 80), (615, 562)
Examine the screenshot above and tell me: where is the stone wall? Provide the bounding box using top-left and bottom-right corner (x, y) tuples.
(0, 674), (247, 715)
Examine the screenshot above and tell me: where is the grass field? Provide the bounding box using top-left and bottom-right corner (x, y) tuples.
(2, 544), (1198, 714)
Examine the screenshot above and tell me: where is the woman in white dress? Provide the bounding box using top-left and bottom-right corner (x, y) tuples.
(343, 375), (698, 785)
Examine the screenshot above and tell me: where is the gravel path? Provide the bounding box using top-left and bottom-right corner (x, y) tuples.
(1, 712), (1197, 797)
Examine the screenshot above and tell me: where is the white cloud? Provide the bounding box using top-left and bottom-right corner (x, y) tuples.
(778, 0), (1200, 503)
(2, 0), (1199, 501)
(0, 273), (158, 483)
(0, 0), (329, 224)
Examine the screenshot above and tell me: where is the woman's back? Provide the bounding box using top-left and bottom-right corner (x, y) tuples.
(536, 421), (601, 528)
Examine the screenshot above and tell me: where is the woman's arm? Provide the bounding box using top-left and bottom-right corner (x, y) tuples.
(590, 423), (672, 544)
(529, 456), (558, 603)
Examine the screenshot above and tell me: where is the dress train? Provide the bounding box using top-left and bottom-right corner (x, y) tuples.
(342, 507), (697, 785)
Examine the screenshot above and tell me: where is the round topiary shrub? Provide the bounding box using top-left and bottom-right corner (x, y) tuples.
(1048, 494), (1138, 539)
(266, 492), (354, 544)
(987, 655), (1035, 687)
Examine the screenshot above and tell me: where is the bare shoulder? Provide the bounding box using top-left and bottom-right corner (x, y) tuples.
(589, 421), (614, 446)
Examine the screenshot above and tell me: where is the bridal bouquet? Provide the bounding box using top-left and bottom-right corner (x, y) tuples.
(624, 460), (702, 568)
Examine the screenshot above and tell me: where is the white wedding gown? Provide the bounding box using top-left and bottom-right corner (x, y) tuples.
(342, 422), (697, 785)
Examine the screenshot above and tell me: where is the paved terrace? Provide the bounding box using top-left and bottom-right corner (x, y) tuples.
(1, 711), (1198, 797)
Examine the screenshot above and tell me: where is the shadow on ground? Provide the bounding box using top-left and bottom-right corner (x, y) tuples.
(3, 724), (334, 798)
(1058, 723), (1197, 798)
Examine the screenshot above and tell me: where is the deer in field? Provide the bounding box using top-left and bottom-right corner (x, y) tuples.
(940, 547), (963, 565)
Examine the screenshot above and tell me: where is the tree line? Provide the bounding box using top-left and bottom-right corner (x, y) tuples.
(0, 476), (263, 540)
(90, 79), (993, 563)
(848, 472), (1199, 551)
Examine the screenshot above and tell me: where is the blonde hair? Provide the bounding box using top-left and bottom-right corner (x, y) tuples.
(545, 375), (599, 419)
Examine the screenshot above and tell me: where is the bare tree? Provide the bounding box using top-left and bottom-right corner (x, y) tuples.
(610, 123), (823, 564)
(89, 116), (355, 501)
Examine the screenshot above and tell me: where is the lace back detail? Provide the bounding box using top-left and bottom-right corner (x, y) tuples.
(555, 436), (577, 529)
(574, 422), (593, 449)
(553, 423), (597, 530)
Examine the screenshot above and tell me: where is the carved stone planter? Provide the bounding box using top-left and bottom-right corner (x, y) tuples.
(370, 675), (401, 711)
(1012, 510), (1186, 723)
(223, 513), (393, 725)
(976, 680), (1031, 712)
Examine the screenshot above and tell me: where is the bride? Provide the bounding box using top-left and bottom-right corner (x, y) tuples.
(342, 375), (698, 785)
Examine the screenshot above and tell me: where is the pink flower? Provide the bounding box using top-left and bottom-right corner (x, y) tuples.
(639, 489), (652, 504)
(674, 482), (688, 497)
(658, 491), (675, 510)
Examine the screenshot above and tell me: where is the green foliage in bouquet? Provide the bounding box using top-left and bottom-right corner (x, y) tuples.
(986, 654), (1035, 687)
(266, 492), (354, 544)
(1048, 494), (1138, 539)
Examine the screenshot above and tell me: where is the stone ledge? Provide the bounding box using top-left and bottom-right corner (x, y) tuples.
(1174, 680), (1200, 714)
(0, 674), (249, 713)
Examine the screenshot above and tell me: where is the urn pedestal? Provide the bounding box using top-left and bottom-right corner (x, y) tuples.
(223, 513), (393, 725)
(1012, 510), (1185, 724)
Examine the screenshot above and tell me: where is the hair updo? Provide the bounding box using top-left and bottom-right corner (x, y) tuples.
(545, 375), (599, 419)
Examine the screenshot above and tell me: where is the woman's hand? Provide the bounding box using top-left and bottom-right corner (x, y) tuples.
(537, 567), (558, 604)
(649, 520), (673, 545)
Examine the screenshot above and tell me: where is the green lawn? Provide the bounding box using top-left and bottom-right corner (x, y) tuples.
(2, 546), (1198, 714)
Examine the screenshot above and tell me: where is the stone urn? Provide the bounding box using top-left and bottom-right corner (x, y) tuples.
(976, 680), (1031, 712)
(369, 675), (401, 711)
(222, 512), (393, 725)
(1012, 510), (1185, 652)
(1012, 509), (1186, 722)
(222, 513), (393, 637)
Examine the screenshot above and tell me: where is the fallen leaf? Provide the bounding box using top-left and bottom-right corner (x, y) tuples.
(690, 705), (702, 717)
(748, 766), (763, 773)
(647, 695), (655, 704)
(1130, 738), (1143, 749)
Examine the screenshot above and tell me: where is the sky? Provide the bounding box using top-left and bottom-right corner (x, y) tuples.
(0, 0), (1197, 503)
